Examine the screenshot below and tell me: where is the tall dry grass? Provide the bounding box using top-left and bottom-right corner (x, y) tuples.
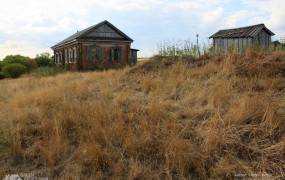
(0, 49), (285, 179)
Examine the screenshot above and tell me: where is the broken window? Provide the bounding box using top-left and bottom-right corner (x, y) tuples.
(111, 47), (121, 62)
(87, 46), (95, 63)
(96, 47), (104, 62)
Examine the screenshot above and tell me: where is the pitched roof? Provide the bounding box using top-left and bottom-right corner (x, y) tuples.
(51, 20), (133, 49)
(209, 24), (275, 39)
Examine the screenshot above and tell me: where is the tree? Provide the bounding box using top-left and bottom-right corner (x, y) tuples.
(0, 61), (5, 71)
(2, 55), (37, 72)
(34, 53), (53, 67)
(23, 59), (38, 72)
(3, 55), (31, 64)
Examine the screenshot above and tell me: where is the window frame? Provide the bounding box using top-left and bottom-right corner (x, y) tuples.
(73, 47), (77, 63)
(69, 48), (73, 63)
(111, 47), (121, 62)
(59, 52), (62, 64)
(96, 47), (104, 62)
(55, 53), (57, 64)
(87, 45), (96, 63)
(65, 49), (68, 63)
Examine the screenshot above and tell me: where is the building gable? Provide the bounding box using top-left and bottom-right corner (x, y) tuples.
(84, 24), (124, 39)
(51, 20), (133, 49)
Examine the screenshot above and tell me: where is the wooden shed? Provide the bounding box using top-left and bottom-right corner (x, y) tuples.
(210, 24), (275, 53)
(272, 40), (282, 48)
(51, 20), (139, 70)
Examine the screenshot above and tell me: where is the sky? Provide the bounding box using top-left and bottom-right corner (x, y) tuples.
(0, 0), (285, 58)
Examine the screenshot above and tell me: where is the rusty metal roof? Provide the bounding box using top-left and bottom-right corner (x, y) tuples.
(209, 24), (275, 39)
(52, 20), (133, 49)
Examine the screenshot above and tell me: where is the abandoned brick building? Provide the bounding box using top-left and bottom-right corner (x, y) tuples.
(51, 20), (139, 70)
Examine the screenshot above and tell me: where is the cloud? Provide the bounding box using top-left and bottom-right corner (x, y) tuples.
(0, 0), (231, 35)
(0, 40), (51, 59)
(89, 0), (163, 11)
(224, 10), (255, 28)
(242, 0), (285, 37)
(0, 0), (91, 34)
(202, 8), (224, 24)
(0, 0), (284, 58)
(0, 0), (225, 57)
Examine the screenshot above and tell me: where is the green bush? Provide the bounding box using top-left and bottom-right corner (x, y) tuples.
(34, 53), (53, 67)
(0, 61), (6, 71)
(2, 55), (38, 72)
(3, 55), (31, 64)
(23, 59), (38, 72)
(0, 71), (9, 79)
(2, 63), (27, 78)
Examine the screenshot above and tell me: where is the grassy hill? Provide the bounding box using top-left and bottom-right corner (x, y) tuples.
(0, 50), (285, 179)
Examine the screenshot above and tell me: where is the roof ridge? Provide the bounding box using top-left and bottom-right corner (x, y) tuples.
(209, 23), (274, 39)
(219, 23), (265, 32)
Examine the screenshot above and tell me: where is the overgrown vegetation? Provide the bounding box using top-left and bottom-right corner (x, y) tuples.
(30, 66), (64, 77)
(2, 63), (27, 78)
(0, 53), (55, 79)
(158, 40), (210, 57)
(34, 53), (54, 67)
(0, 49), (284, 179)
(157, 40), (285, 58)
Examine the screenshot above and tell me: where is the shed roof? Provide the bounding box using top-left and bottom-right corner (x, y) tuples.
(52, 20), (133, 49)
(273, 40), (281, 45)
(209, 24), (275, 39)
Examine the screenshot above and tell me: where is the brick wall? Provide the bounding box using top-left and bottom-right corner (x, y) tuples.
(54, 41), (132, 71)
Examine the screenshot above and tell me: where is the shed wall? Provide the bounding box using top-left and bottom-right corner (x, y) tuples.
(213, 37), (254, 53)
(213, 29), (272, 53)
(252, 29), (271, 47)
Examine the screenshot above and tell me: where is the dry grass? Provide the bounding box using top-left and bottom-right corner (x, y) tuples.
(0, 49), (285, 179)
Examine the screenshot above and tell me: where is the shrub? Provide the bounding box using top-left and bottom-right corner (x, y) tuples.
(34, 53), (53, 67)
(2, 55), (37, 72)
(3, 55), (31, 65)
(22, 59), (38, 72)
(0, 71), (9, 79)
(0, 61), (5, 71)
(158, 40), (208, 58)
(2, 63), (27, 78)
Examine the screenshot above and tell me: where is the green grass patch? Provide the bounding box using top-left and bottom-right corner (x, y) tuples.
(30, 67), (64, 77)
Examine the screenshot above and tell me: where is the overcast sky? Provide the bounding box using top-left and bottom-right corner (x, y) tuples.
(0, 0), (285, 58)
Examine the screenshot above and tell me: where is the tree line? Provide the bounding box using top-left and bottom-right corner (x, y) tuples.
(0, 53), (54, 79)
